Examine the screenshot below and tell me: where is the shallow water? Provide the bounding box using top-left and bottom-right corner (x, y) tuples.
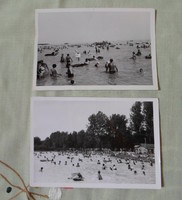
(37, 41), (153, 86)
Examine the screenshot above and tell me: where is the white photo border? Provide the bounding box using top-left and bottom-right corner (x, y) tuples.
(30, 97), (161, 189)
(33, 8), (158, 91)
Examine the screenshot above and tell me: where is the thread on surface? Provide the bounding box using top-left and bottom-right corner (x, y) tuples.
(0, 160), (49, 199)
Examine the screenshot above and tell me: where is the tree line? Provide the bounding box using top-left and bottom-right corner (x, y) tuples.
(34, 102), (154, 151)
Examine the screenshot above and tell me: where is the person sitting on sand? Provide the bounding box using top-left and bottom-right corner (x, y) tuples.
(102, 163), (106, 170)
(72, 173), (84, 181)
(112, 164), (117, 170)
(50, 64), (61, 78)
(108, 59), (118, 74)
(98, 171), (103, 180)
(97, 160), (101, 164)
(76, 163), (80, 167)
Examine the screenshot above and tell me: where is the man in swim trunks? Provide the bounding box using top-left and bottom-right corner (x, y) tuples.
(66, 54), (73, 68)
(108, 59), (118, 74)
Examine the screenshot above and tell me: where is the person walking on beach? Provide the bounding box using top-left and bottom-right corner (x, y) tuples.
(98, 171), (103, 180)
(108, 59), (118, 74)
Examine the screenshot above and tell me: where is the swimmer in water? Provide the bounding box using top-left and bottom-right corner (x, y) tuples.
(108, 59), (118, 74)
(137, 68), (144, 75)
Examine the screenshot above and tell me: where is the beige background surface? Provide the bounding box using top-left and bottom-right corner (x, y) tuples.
(0, 0), (182, 199)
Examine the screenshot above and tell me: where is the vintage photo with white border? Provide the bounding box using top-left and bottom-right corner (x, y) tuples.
(33, 8), (158, 90)
(30, 97), (161, 189)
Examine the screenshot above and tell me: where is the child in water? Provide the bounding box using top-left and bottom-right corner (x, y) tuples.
(50, 64), (61, 78)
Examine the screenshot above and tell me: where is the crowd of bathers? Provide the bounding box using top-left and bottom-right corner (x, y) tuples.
(37, 52), (119, 85)
(35, 150), (154, 182)
(37, 42), (152, 84)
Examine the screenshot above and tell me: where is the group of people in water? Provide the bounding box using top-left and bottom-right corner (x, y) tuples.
(37, 44), (152, 85)
(36, 150), (154, 183)
(37, 51), (120, 85)
(130, 48), (151, 60)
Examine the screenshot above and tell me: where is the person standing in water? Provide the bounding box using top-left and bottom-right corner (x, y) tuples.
(75, 50), (81, 62)
(50, 64), (61, 78)
(67, 64), (74, 78)
(108, 59), (118, 74)
(66, 54), (73, 68)
(60, 54), (65, 63)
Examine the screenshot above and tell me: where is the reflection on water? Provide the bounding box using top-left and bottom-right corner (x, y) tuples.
(37, 41), (153, 86)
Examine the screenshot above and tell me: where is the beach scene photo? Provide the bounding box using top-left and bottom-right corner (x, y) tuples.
(34, 9), (158, 90)
(30, 97), (161, 188)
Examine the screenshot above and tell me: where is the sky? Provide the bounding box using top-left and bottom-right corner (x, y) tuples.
(31, 98), (138, 140)
(37, 9), (152, 44)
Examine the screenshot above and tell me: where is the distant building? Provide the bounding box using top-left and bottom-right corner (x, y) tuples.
(134, 144), (154, 154)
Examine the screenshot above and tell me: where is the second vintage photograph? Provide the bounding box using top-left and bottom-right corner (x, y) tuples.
(30, 97), (161, 189)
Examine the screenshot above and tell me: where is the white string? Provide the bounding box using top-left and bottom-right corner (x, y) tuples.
(48, 188), (62, 200)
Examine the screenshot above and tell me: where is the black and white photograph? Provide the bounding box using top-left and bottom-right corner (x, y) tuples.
(30, 97), (161, 189)
(33, 8), (158, 90)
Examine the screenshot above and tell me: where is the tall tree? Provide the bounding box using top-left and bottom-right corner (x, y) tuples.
(129, 102), (144, 144)
(34, 137), (42, 146)
(87, 111), (109, 149)
(143, 102), (154, 144)
(107, 114), (128, 150)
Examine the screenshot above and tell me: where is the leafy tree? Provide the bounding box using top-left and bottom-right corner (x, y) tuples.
(77, 130), (86, 149)
(143, 102), (154, 144)
(87, 111), (109, 136)
(87, 111), (109, 149)
(42, 137), (52, 150)
(129, 102), (144, 144)
(34, 137), (42, 146)
(107, 114), (128, 150)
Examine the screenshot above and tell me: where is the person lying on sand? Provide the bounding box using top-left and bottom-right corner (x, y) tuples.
(68, 173), (84, 181)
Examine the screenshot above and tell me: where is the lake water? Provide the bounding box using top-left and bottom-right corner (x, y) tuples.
(37, 41), (153, 86)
